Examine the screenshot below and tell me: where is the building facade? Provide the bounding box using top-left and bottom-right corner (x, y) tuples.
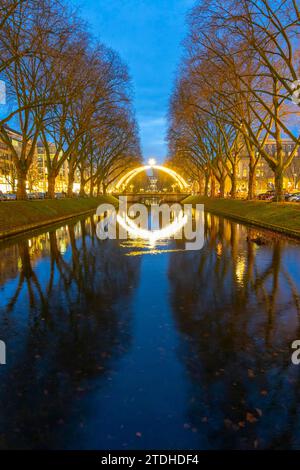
(36, 143), (68, 193)
(237, 139), (300, 194)
(0, 130), (69, 194)
(0, 127), (22, 193)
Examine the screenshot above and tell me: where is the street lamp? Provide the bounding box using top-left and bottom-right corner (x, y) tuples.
(148, 158), (156, 167)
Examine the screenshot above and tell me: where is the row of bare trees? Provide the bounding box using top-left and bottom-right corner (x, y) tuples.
(0, 0), (141, 199)
(168, 0), (300, 200)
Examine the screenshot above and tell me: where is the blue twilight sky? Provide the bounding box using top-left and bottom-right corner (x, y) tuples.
(71, 0), (195, 163)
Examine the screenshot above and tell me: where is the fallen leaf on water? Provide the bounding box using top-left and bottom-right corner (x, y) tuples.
(246, 412), (258, 424)
(224, 419), (233, 428)
(247, 369), (255, 378)
(255, 408), (263, 417)
(260, 389), (268, 396)
(136, 432), (142, 438)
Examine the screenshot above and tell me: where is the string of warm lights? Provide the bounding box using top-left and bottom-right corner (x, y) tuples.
(115, 159), (189, 191)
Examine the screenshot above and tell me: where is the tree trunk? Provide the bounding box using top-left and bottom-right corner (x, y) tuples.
(102, 183), (107, 195)
(210, 176), (216, 198)
(47, 173), (56, 199)
(230, 166), (237, 199)
(67, 169), (75, 197)
(16, 167), (28, 200)
(274, 167), (284, 201)
(198, 177), (203, 195)
(219, 178), (225, 198)
(204, 173), (210, 196)
(248, 166), (256, 200)
(89, 179), (94, 197)
(247, 147), (259, 200)
(79, 170), (86, 197)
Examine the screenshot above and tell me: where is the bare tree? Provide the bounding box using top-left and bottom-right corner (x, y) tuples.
(0, 0), (79, 198)
(168, 0), (300, 200)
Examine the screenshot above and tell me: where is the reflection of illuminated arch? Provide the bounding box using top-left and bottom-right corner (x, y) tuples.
(116, 212), (188, 244)
(115, 165), (189, 191)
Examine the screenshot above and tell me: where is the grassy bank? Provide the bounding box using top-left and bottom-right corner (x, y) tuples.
(182, 195), (300, 238)
(0, 195), (118, 239)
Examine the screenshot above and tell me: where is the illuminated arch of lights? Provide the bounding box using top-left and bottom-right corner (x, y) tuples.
(114, 159), (189, 192)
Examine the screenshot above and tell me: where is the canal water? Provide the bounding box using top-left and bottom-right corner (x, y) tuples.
(0, 211), (300, 449)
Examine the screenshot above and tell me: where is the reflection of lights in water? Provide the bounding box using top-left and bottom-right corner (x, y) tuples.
(120, 239), (169, 249)
(125, 249), (185, 256)
(120, 239), (185, 256)
(216, 242), (223, 256)
(59, 240), (67, 254)
(207, 214), (211, 224)
(224, 221), (232, 242)
(235, 256), (246, 284)
(117, 213), (188, 246)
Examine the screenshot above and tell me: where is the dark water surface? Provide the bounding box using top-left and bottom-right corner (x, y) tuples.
(0, 212), (300, 450)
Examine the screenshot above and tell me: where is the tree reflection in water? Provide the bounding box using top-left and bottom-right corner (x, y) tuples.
(0, 216), (141, 449)
(169, 214), (300, 449)
(1, 212), (300, 449)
